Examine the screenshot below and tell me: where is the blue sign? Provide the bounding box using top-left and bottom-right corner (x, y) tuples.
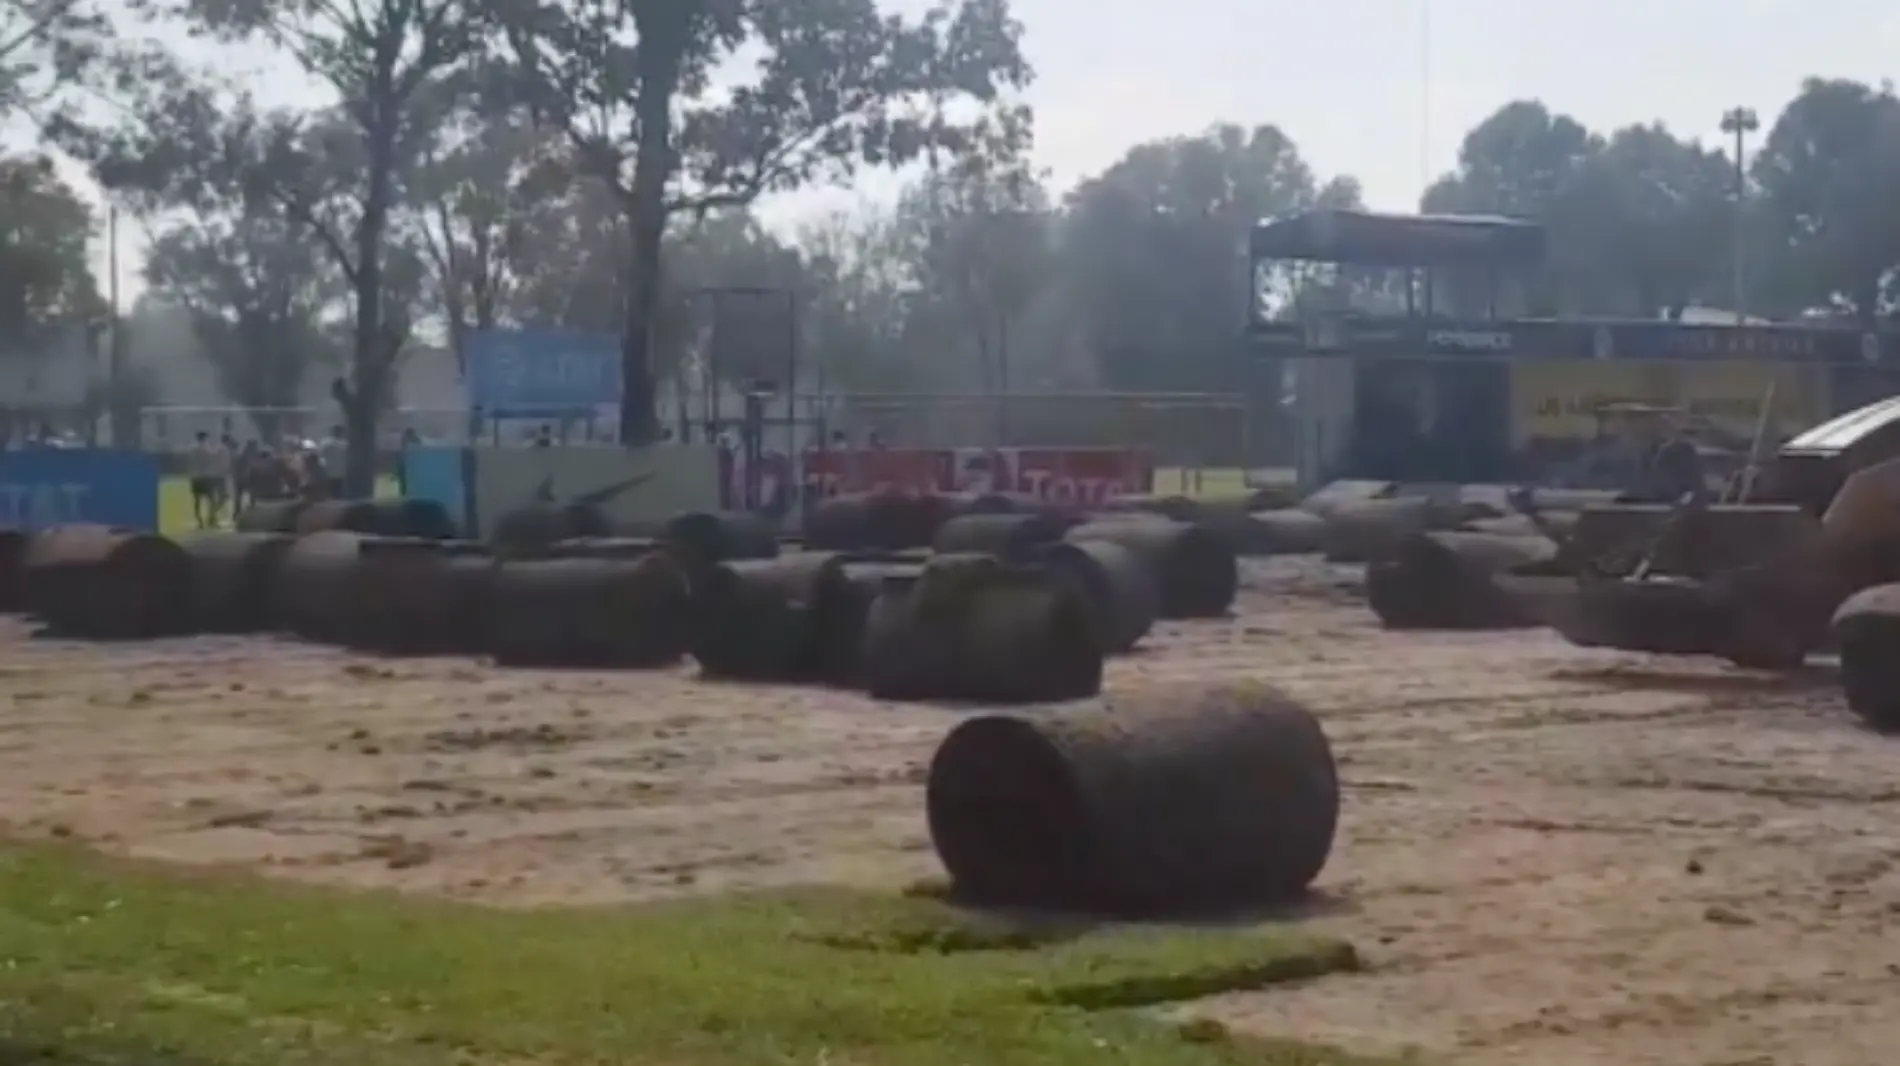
(400, 446), (469, 534)
(0, 448), (159, 532)
(466, 328), (621, 413)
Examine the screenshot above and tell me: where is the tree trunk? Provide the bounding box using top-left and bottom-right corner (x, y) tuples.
(619, 217), (663, 446)
(443, 292), (469, 370)
(619, 6), (692, 447)
(473, 281), (497, 330)
(344, 101), (400, 496)
(471, 229), (498, 331)
(445, 310), (484, 447)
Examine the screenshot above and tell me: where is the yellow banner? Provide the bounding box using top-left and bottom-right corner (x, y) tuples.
(1510, 360), (1826, 444)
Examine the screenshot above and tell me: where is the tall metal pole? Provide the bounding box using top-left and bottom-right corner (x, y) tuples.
(1419, 0), (1432, 194)
(784, 287), (798, 449)
(107, 205), (124, 445)
(807, 283), (825, 513)
(1720, 106), (1759, 324)
(996, 309), (1010, 446)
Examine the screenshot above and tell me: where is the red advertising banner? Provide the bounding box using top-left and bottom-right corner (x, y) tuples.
(799, 447), (1150, 504)
(800, 448), (952, 497)
(1003, 448), (1151, 505)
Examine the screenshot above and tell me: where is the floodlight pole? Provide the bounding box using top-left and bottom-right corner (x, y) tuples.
(1720, 106), (1760, 324)
(1419, 0), (1432, 190)
(107, 205), (125, 445)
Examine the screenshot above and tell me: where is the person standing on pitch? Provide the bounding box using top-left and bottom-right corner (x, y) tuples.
(186, 431), (229, 528)
(1634, 407), (1708, 506)
(320, 426), (348, 499)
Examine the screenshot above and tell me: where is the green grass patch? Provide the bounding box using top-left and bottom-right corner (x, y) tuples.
(158, 475), (401, 535)
(0, 843), (1375, 1066)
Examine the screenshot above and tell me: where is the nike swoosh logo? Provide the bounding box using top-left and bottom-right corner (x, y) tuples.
(525, 471), (657, 511)
(568, 471), (658, 509)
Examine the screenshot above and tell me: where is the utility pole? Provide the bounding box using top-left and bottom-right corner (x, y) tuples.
(1419, 0), (1432, 192)
(107, 205), (126, 445)
(996, 308), (1010, 447)
(1720, 106), (1759, 325)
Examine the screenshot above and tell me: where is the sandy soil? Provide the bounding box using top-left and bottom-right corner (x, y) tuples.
(1, 556), (1896, 1065)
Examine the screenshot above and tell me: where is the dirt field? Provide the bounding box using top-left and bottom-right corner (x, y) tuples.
(2, 556), (1897, 1065)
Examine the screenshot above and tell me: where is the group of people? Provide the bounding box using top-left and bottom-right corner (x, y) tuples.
(1539, 403), (1716, 503)
(184, 427), (349, 529)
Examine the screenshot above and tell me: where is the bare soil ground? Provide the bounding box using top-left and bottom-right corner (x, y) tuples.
(1, 556), (1896, 1066)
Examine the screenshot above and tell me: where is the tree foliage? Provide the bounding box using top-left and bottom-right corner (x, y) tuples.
(38, 0), (1900, 453)
(1059, 123), (1359, 392)
(410, 107), (570, 364)
(0, 0), (186, 131)
(1424, 84), (1900, 322)
(67, 0), (483, 488)
(895, 152), (1052, 391)
(1563, 125), (1732, 317)
(142, 205), (341, 431)
(793, 207), (916, 391)
(1751, 78), (1900, 319)
(485, 0), (1033, 441)
(0, 153), (102, 347)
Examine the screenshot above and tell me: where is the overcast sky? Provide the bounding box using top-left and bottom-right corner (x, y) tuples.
(69, 0), (1900, 302)
(1003, 0), (1899, 204)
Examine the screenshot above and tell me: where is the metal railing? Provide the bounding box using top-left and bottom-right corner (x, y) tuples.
(138, 391), (1285, 476)
(815, 391), (1256, 470)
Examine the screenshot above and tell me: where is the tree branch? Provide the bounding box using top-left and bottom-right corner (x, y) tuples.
(269, 187), (360, 286)
(0, 0), (81, 67)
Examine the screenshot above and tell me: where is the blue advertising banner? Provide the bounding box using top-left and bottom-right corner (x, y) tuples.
(400, 446), (470, 534)
(465, 328), (621, 414)
(0, 448), (160, 531)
